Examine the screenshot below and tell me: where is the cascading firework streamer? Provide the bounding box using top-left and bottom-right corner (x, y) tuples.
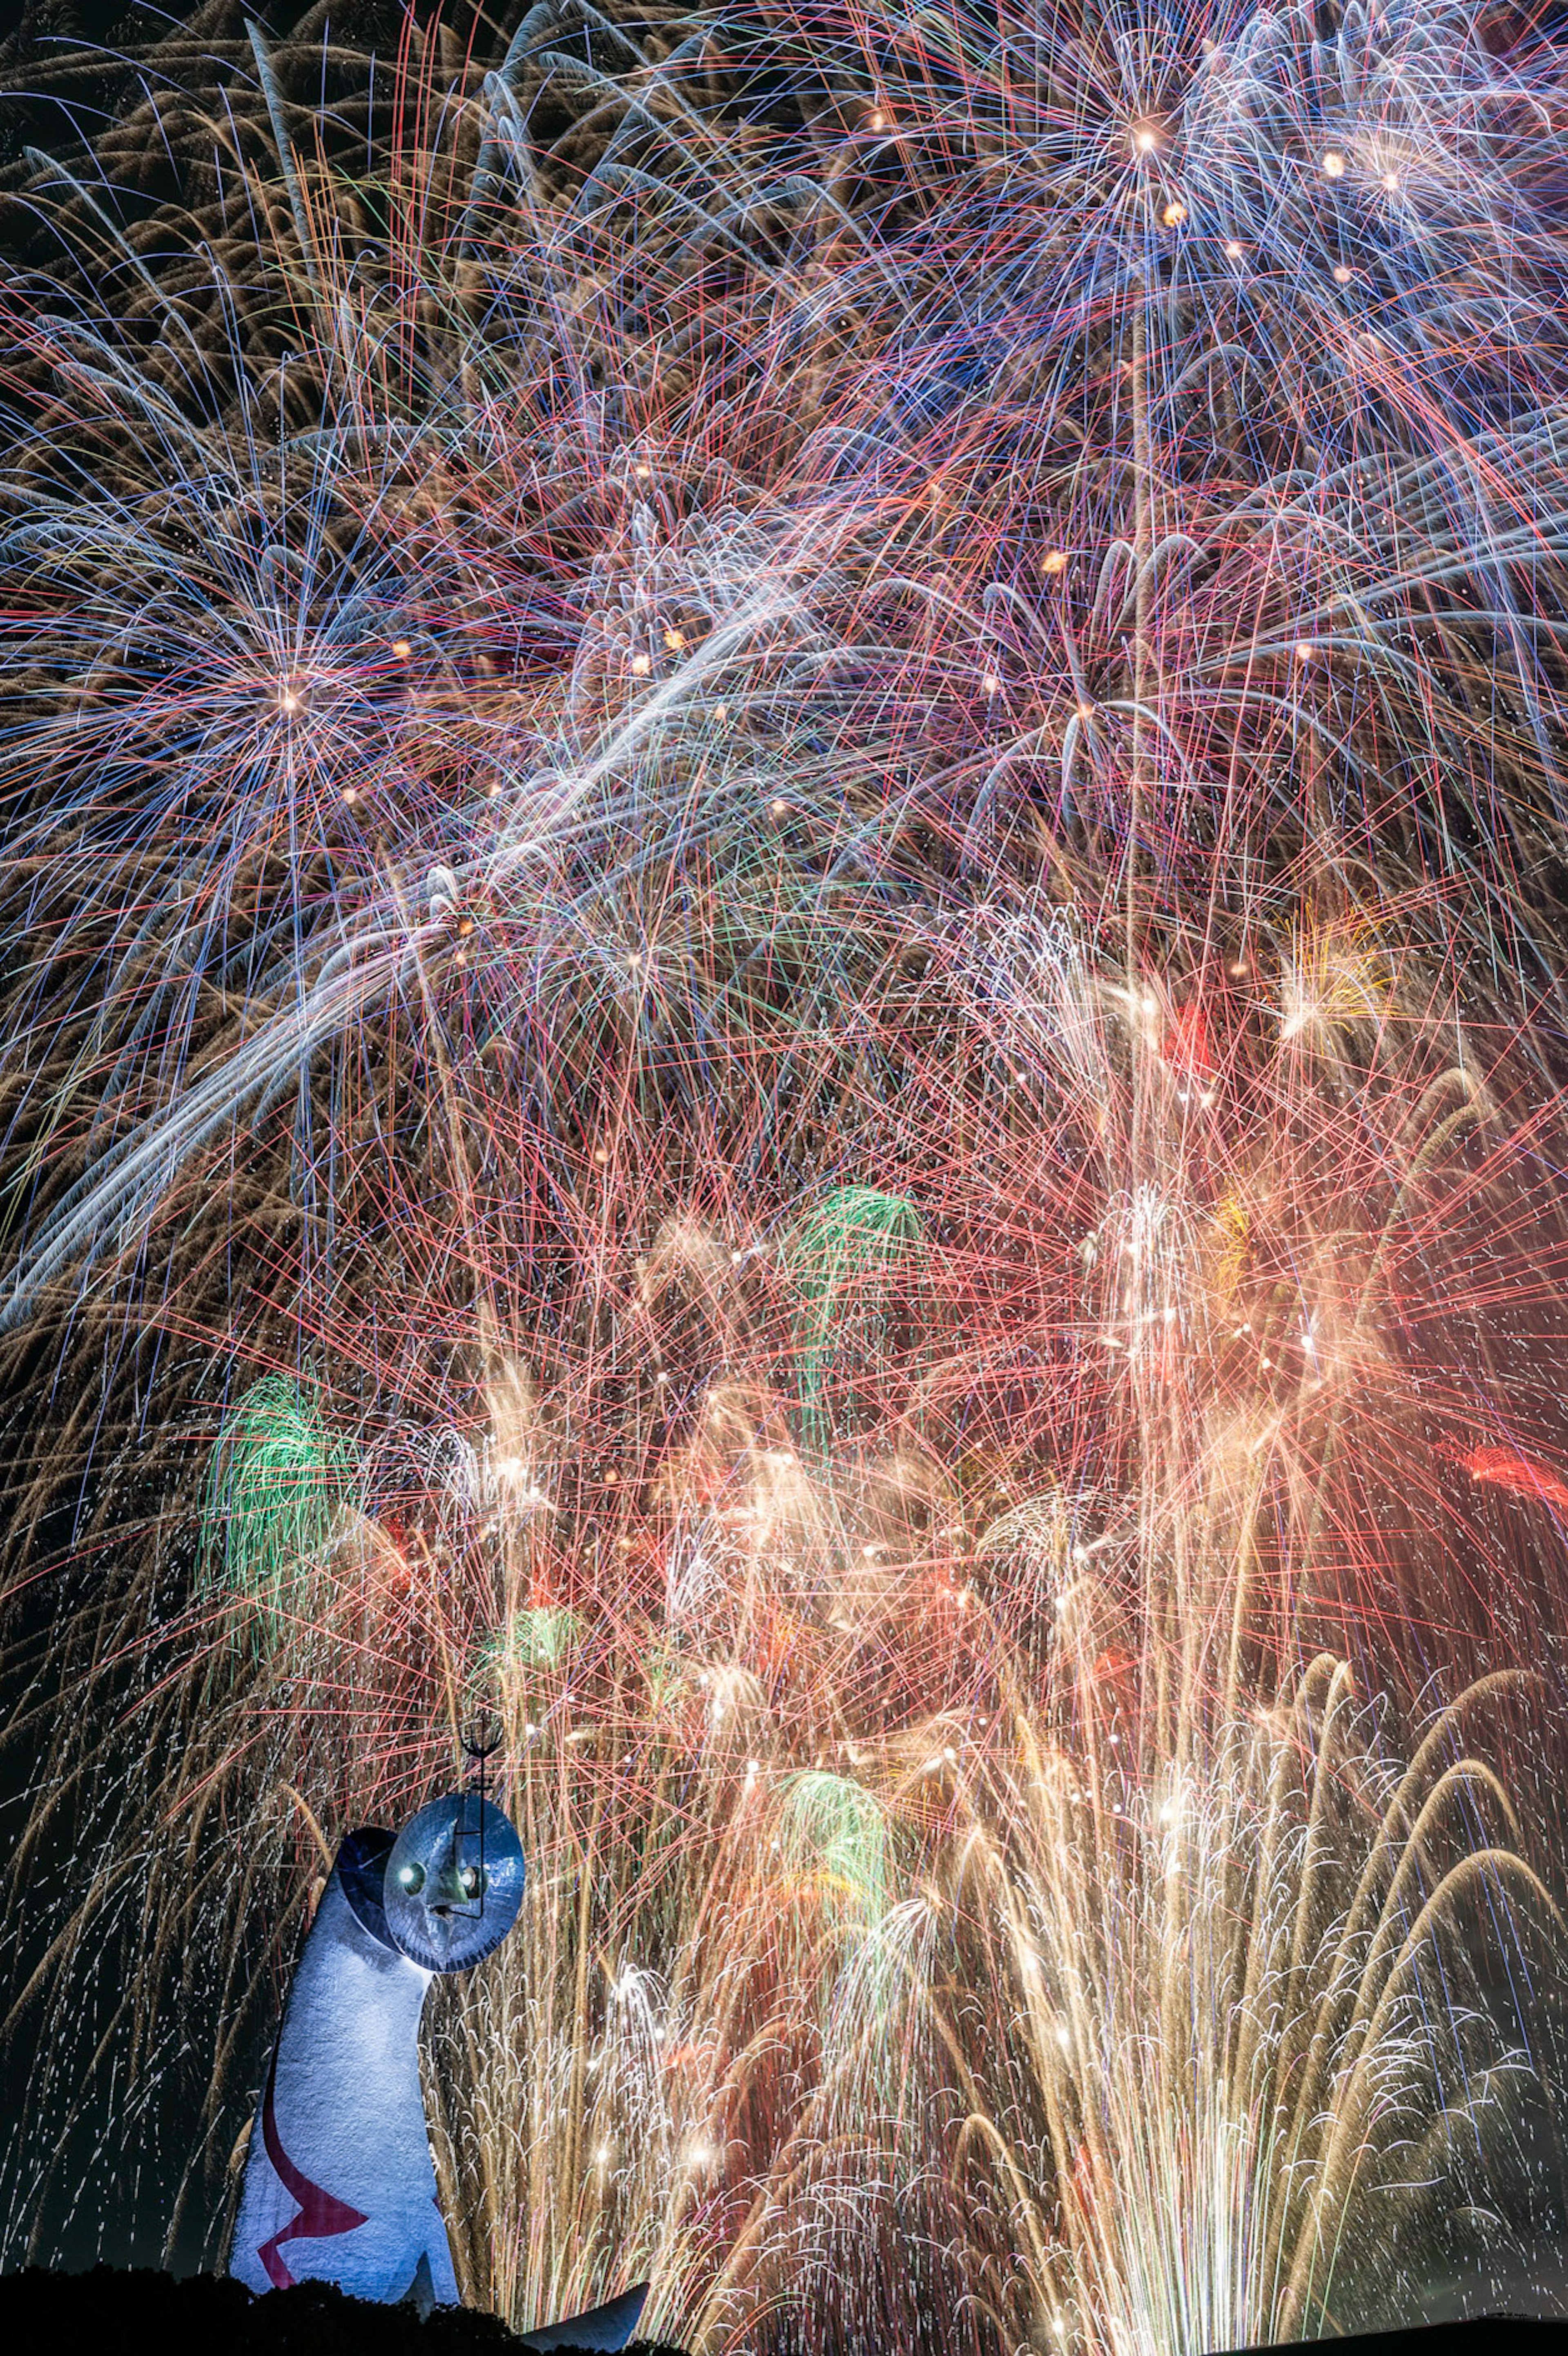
(3, 0), (1568, 2347)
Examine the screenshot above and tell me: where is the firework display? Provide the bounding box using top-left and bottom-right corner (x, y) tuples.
(4, 0), (1568, 2349)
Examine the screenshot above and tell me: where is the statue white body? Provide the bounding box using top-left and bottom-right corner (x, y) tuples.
(231, 1865), (459, 2302)
(229, 1796), (648, 2344)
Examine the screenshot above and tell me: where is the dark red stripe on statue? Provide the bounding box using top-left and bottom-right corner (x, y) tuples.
(255, 2049), (368, 2290)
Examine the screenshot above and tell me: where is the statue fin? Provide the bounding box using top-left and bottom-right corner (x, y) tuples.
(402, 2249), (437, 2320)
(515, 2283), (650, 2352)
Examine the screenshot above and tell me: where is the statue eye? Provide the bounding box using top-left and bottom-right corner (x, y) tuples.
(398, 1861), (426, 1894)
(458, 1864), (487, 1897)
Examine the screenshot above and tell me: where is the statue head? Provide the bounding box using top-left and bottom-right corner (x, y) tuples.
(339, 1795), (525, 1972)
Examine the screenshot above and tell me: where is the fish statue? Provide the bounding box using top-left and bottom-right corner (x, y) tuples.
(231, 1792), (647, 2345)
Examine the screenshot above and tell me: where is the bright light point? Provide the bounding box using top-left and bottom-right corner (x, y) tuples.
(1224, 239), (1244, 258)
(495, 1455), (523, 1480)
(1133, 126), (1158, 153)
(866, 109), (886, 131)
(341, 788), (357, 804)
(629, 652), (651, 676)
(1043, 548), (1067, 574)
(1322, 150), (1345, 178)
(392, 639), (412, 658)
(1333, 265), (1352, 283)
(1295, 641), (1314, 661)
(663, 627), (686, 651)
(771, 798), (788, 814)
(1162, 201), (1187, 227)
(633, 464), (651, 480)
(1383, 172), (1399, 191)
(982, 672), (1000, 694)
(1076, 701), (1095, 721)
(594, 2146), (611, 2165)
(714, 702), (728, 721)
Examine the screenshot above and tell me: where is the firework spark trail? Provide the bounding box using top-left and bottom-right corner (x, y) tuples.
(3, 0), (1568, 2349)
